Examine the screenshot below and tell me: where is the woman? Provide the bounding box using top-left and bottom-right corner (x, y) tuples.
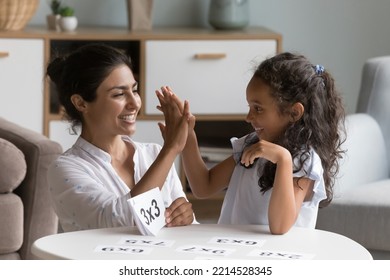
(46, 43), (194, 232)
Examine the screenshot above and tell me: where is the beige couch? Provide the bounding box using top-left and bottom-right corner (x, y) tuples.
(0, 117), (62, 259)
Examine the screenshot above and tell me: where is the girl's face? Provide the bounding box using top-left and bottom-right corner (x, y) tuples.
(245, 77), (291, 142)
(82, 65), (141, 137)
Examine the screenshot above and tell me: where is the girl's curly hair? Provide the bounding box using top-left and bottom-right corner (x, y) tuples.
(250, 52), (346, 207)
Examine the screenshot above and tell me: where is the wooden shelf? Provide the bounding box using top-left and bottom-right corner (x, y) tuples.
(1, 25), (282, 41)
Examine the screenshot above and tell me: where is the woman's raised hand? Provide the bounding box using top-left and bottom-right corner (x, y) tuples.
(155, 86), (193, 153)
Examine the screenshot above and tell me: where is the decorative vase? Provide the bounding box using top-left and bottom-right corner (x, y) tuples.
(46, 14), (60, 31)
(208, 0), (249, 30)
(59, 16), (78, 32)
(126, 0), (154, 30)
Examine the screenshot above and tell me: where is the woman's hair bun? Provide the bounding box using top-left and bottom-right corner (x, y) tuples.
(46, 56), (67, 85)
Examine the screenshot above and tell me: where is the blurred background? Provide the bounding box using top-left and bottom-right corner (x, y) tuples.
(29, 0), (390, 114)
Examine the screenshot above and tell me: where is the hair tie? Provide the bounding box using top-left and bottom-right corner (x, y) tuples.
(315, 64), (325, 75)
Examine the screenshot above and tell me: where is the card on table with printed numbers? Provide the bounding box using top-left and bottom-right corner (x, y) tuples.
(129, 187), (166, 236)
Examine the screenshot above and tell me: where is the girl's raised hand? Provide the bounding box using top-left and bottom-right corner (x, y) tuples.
(156, 86), (195, 130)
(155, 86), (193, 153)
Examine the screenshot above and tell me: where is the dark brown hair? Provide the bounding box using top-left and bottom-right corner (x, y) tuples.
(251, 52), (346, 207)
(46, 43), (133, 132)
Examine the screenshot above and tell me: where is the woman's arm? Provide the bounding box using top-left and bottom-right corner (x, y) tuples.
(130, 87), (191, 197)
(48, 158), (134, 230)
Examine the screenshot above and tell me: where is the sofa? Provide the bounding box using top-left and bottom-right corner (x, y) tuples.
(316, 56), (390, 259)
(0, 117), (62, 259)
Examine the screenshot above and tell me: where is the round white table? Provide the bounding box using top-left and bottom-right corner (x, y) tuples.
(31, 224), (372, 260)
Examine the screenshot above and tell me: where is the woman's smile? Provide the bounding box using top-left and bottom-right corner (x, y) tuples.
(118, 113), (137, 123)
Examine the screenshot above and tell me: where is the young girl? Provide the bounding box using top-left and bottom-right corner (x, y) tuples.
(157, 52), (345, 234)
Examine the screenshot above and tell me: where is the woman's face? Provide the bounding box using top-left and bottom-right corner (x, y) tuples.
(82, 65), (141, 137)
(245, 77), (291, 142)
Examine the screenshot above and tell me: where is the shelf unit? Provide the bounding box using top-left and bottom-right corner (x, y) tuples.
(0, 26), (282, 222)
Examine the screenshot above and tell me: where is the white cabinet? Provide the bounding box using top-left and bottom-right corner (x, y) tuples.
(0, 38), (44, 133)
(145, 40), (277, 116)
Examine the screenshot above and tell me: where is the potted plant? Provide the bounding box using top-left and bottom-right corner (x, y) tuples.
(50, 0), (62, 14)
(46, 0), (62, 31)
(58, 6), (78, 32)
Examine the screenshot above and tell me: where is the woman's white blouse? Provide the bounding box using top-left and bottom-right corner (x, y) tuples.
(48, 136), (186, 232)
(218, 134), (327, 228)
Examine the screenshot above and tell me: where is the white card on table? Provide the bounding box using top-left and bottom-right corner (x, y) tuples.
(176, 245), (235, 257)
(247, 249), (315, 260)
(209, 236), (266, 247)
(129, 187), (166, 236)
(94, 245), (153, 255)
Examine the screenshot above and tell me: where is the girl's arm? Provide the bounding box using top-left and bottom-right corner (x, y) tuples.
(241, 140), (314, 234)
(181, 128), (236, 198)
(268, 149), (314, 234)
(157, 87), (235, 198)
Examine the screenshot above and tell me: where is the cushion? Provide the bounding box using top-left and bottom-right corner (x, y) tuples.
(0, 138), (27, 193)
(335, 114), (388, 193)
(317, 179), (390, 251)
(0, 193), (23, 255)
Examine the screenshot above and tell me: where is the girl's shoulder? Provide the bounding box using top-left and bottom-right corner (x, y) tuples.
(293, 148), (323, 179)
(230, 132), (258, 162)
(230, 132), (258, 149)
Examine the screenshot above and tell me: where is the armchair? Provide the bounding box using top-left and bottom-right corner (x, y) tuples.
(316, 56), (390, 259)
(0, 117), (62, 259)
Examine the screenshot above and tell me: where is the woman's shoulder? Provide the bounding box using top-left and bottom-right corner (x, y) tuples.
(49, 150), (89, 171)
(49, 137), (106, 170)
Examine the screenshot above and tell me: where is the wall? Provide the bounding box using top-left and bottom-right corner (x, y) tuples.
(29, 0), (390, 113)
